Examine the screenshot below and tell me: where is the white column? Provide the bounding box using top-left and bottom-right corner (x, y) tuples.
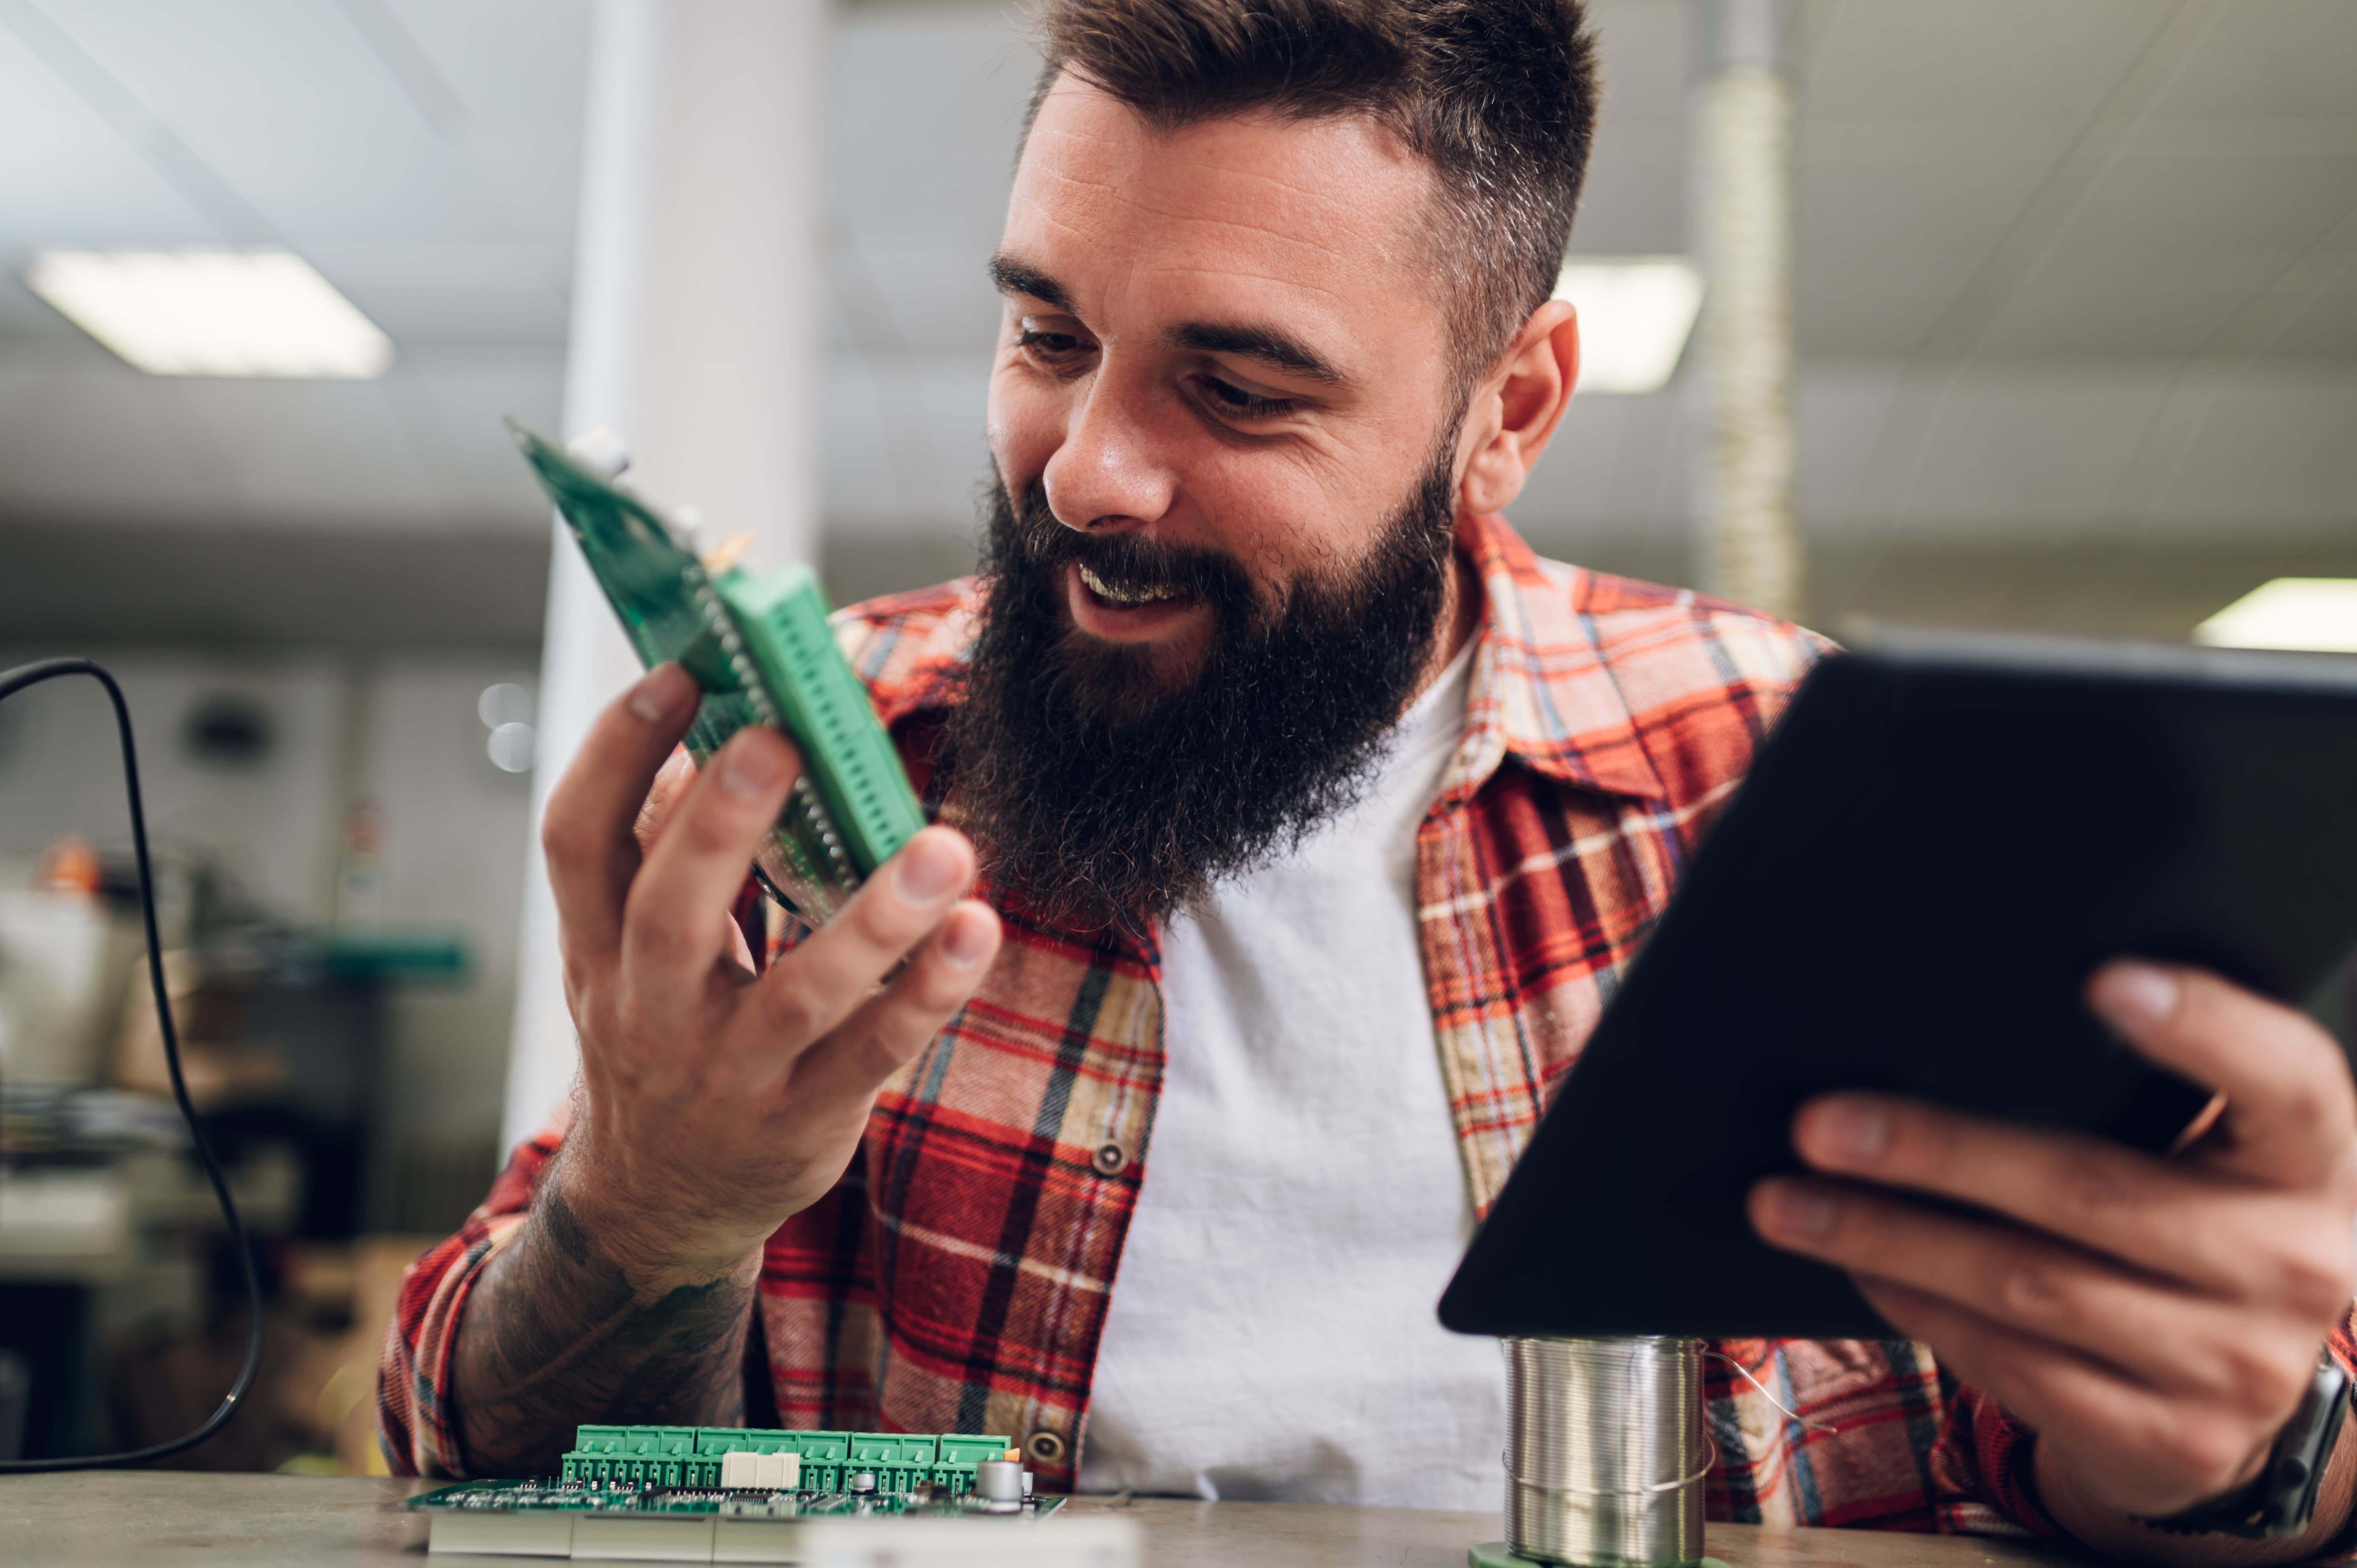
(1687, 0), (1803, 621)
(504, 0), (828, 1150)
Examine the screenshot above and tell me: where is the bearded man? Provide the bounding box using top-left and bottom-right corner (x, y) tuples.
(383, 0), (2357, 1559)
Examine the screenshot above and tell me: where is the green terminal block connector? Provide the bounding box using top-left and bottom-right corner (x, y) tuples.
(709, 565), (927, 888)
(557, 1425), (1014, 1496)
(508, 419), (926, 925)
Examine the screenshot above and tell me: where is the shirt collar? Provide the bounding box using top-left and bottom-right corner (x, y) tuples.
(1441, 512), (1670, 806)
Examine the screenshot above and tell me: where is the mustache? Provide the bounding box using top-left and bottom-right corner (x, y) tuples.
(1005, 484), (1262, 625)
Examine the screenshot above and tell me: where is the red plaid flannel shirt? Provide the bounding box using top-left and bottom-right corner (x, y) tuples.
(383, 512), (2260, 1534)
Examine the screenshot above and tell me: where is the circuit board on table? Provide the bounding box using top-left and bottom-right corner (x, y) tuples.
(406, 1424), (1091, 1562)
(508, 419), (926, 926)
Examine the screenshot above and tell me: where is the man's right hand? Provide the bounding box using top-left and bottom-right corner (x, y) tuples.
(548, 661), (1002, 1284)
(447, 663), (999, 1476)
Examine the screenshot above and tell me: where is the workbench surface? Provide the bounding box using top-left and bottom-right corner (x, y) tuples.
(0, 1471), (2090, 1568)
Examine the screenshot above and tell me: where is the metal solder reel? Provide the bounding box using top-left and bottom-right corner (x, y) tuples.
(1469, 1337), (1734, 1568)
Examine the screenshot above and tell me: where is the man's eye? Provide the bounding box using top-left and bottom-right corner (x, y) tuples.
(1200, 376), (1296, 421)
(1018, 328), (1085, 359)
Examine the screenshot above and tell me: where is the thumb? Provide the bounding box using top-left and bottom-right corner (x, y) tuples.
(634, 746), (699, 855)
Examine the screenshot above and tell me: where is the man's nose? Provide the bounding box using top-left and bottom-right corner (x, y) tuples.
(1040, 366), (1178, 534)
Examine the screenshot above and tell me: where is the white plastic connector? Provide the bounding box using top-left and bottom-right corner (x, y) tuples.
(566, 426), (631, 479)
(719, 1449), (800, 1490)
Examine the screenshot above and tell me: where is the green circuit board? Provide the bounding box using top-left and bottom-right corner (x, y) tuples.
(405, 1424), (1074, 1560)
(509, 420), (926, 925)
(409, 1480), (1066, 1517)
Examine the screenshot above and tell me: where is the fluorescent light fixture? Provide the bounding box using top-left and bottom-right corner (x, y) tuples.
(2193, 578), (2357, 654)
(1553, 257), (1704, 394)
(23, 248), (392, 378)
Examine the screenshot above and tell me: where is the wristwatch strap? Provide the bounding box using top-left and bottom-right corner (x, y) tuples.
(2139, 1353), (2350, 1539)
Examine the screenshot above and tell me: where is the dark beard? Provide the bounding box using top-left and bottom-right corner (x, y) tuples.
(938, 454), (1459, 936)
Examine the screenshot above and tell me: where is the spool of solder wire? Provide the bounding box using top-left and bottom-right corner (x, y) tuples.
(1495, 1336), (1712, 1568)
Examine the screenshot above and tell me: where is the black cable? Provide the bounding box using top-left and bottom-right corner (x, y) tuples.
(0, 658), (262, 1470)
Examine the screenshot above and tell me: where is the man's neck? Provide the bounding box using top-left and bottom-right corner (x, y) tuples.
(1409, 541), (1483, 705)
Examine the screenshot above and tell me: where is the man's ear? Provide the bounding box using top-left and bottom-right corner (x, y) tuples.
(1457, 300), (1580, 517)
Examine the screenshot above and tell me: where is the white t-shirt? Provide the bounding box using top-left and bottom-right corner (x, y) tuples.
(1077, 638), (1504, 1509)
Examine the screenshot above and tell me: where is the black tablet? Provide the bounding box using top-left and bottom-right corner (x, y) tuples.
(1437, 632), (2357, 1341)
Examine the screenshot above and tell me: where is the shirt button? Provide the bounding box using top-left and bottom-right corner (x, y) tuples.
(1091, 1141), (1127, 1176)
(1026, 1430), (1065, 1465)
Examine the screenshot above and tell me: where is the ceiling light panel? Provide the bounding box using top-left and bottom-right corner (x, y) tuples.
(24, 248), (393, 379)
(1553, 258), (1705, 395)
(2193, 579), (2357, 655)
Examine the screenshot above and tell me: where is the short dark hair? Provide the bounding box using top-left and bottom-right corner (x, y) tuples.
(1025, 0), (1599, 384)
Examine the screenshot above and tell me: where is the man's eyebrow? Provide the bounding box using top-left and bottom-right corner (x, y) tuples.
(987, 257), (1344, 386)
(988, 254), (1071, 312)
(1169, 322), (1345, 385)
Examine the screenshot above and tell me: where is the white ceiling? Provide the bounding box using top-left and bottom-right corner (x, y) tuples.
(0, 0), (2350, 586)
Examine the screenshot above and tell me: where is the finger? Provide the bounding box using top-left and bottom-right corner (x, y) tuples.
(541, 665), (701, 966)
(746, 827), (979, 1047)
(1853, 1276), (2273, 1518)
(634, 746), (698, 854)
(1748, 1176), (2308, 1402)
(636, 749), (764, 980)
(2089, 963), (2357, 1188)
(787, 900), (1002, 1107)
(1787, 1093), (2281, 1296)
(620, 725), (803, 1004)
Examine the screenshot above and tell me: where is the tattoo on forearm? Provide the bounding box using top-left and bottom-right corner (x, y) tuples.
(450, 1181), (756, 1478)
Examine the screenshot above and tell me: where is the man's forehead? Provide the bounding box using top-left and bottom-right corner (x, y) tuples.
(1003, 74), (1436, 340)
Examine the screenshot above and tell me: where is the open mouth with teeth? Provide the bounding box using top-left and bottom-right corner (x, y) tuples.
(1078, 562), (1188, 609)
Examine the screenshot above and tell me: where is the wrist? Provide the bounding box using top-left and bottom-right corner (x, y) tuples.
(549, 1147), (765, 1290)
(2035, 1429), (2273, 1538)
(2137, 1359), (2353, 1542)
(2029, 1370), (2357, 1564)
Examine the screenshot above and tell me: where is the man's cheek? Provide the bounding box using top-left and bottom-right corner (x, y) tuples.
(985, 377), (1063, 492)
(1188, 462), (1362, 590)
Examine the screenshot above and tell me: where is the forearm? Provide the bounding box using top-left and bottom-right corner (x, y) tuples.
(2033, 1412), (2357, 1568)
(448, 1170), (760, 1478)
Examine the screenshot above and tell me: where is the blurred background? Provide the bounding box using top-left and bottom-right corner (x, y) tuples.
(0, 0), (2350, 1472)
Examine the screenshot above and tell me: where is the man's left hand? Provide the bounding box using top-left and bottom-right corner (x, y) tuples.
(1750, 961), (2357, 1539)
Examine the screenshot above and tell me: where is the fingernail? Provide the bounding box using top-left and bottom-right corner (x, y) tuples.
(629, 666), (686, 723)
(1762, 1183), (1837, 1241)
(895, 832), (965, 904)
(941, 908), (992, 967)
(717, 735), (785, 800)
(1814, 1099), (1889, 1164)
(2095, 963), (2180, 1027)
